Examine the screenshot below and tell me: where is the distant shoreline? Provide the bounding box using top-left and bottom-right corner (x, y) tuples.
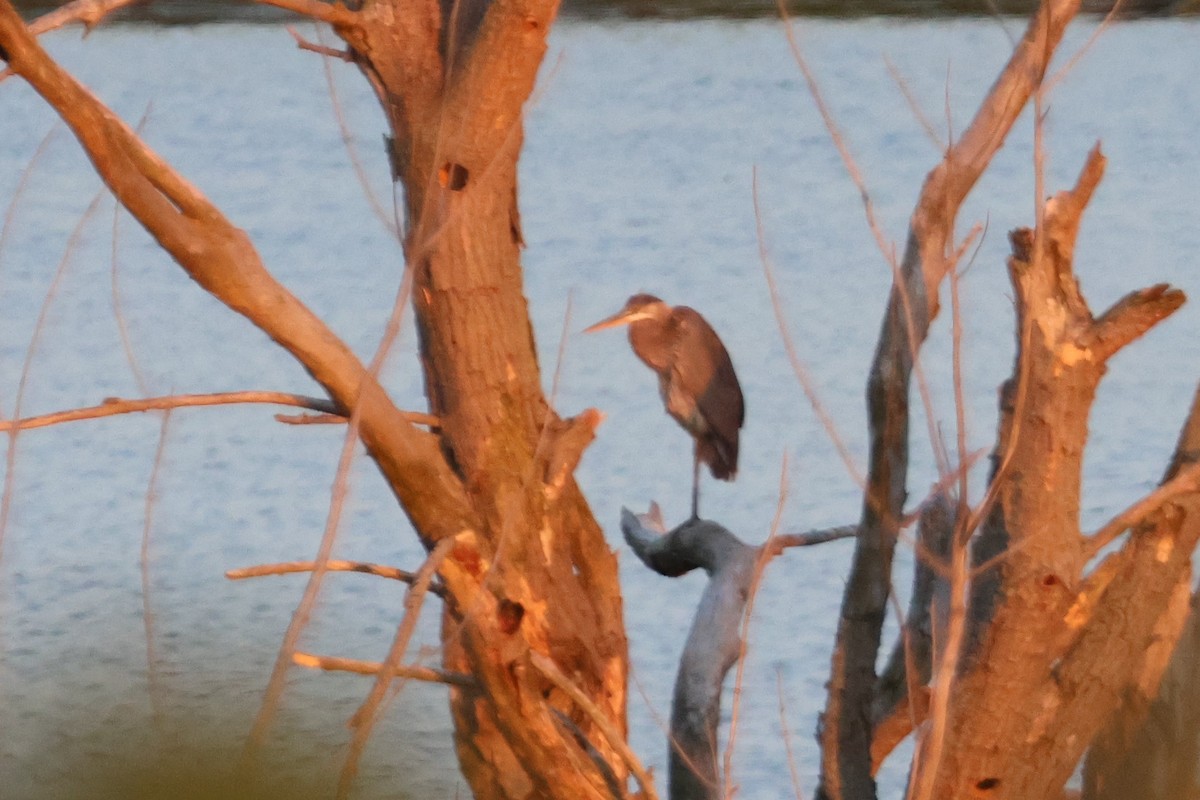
(11, 0), (1190, 23)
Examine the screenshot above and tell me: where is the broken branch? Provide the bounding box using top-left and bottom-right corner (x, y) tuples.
(293, 652), (473, 687)
(225, 559), (448, 598)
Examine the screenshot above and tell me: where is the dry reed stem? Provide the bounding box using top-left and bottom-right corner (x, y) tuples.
(293, 651), (474, 687)
(723, 453), (790, 797)
(226, 558), (448, 597)
(753, 167), (864, 489)
(529, 651), (659, 800)
(3, 183), (104, 559)
(339, 536), (456, 799)
(311, 23), (401, 239)
(776, 668), (806, 799)
(242, 386), (376, 770)
(0, 125), (58, 557)
(883, 56), (944, 152)
(777, 2), (949, 483)
(140, 407), (171, 732)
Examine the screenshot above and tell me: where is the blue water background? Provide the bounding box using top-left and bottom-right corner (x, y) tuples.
(0, 15), (1197, 798)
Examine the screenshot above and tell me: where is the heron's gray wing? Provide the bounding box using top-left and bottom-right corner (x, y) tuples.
(666, 308), (745, 475)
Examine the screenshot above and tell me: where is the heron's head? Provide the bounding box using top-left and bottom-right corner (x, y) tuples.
(584, 294), (669, 333)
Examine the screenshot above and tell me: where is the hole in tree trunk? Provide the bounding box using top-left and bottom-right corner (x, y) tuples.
(498, 599), (524, 634)
(439, 161), (469, 190)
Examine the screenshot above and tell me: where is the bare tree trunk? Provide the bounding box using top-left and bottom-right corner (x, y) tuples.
(0, 1), (630, 797)
(914, 148), (1194, 797)
(1082, 392), (1200, 800)
(1083, 590), (1200, 800)
(816, 1), (1083, 796)
(340, 3), (631, 794)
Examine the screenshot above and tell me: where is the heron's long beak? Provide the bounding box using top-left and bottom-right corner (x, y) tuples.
(583, 310), (637, 334)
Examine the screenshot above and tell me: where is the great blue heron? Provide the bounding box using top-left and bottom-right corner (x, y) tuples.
(585, 293), (745, 520)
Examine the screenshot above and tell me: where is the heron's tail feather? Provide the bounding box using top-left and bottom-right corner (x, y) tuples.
(699, 433), (738, 481)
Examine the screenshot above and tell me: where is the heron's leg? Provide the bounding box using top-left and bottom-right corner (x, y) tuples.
(690, 444), (701, 520)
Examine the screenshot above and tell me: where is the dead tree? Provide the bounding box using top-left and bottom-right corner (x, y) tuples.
(810, 0), (1200, 796)
(0, 0), (629, 797)
(4, 1), (1199, 799)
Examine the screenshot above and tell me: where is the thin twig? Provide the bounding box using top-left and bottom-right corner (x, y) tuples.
(526, 290), (574, 489)
(287, 24), (351, 60)
(530, 651), (660, 800)
(26, 0), (139, 34)
(110, 107), (153, 397)
(4, 180), (104, 559)
(0, 124), (58, 556)
(950, 242), (970, 542)
(274, 412), (349, 425)
(340, 536), (456, 799)
(1044, 0), (1125, 96)
(725, 453), (790, 796)
(777, 0), (949, 483)
(226, 559), (448, 598)
(776, 668), (807, 799)
(293, 651), (474, 687)
(1084, 459), (1200, 561)
(754, 167), (865, 489)
(909, 500), (971, 800)
(769, 525), (858, 555)
(140, 408), (171, 732)
(0, 391), (426, 433)
(312, 23), (400, 238)
(241, 386), (372, 771)
(884, 55), (943, 152)
(0, 0), (143, 83)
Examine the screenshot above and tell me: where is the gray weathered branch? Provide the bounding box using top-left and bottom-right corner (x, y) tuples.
(869, 493), (954, 773)
(621, 507), (759, 800)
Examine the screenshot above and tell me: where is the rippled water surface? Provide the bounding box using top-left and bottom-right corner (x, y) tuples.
(1, 13), (1198, 799)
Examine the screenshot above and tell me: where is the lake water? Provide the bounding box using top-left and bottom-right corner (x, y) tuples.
(0, 12), (1197, 799)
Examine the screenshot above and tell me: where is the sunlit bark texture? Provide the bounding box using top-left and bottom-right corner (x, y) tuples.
(812, 0), (1200, 789)
(0, 1), (629, 797)
(815, 0), (1087, 794)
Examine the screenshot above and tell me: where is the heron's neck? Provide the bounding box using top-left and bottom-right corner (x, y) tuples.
(628, 320), (672, 371)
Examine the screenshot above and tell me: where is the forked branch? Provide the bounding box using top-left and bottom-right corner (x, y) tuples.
(0, 0), (476, 546)
(621, 507), (757, 800)
(818, 0), (1086, 795)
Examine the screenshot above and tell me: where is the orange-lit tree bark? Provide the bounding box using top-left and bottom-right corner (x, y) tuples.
(814, 0), (1086, 793)
(812, 0), (1200, 796)
(0, 1), (629, 798)
(6, 1), (1200, 798)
